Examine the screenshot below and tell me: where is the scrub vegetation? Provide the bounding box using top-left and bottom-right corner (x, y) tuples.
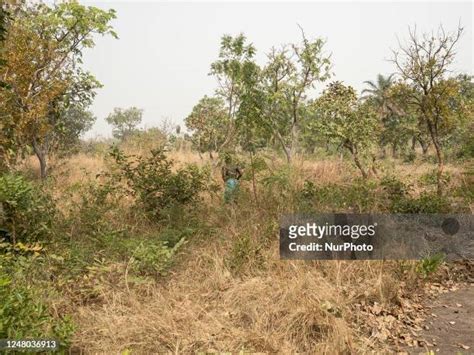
(0, 1), (472, 353)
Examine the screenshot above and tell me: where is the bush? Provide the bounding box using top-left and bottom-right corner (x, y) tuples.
(419, 169), (451, 187)
(65, 178), (123, 240)
(416, 253), (445, 278)
(402, 150), (417, 163)
(295, 179), (379, 213)
(0, 174), (54, 243)
(380, 175), (410, 199)
(129, 238), (186, 277)
(0, 261), (74, 347)
(380, 175), (451, 213)
(226, 233), (265, 275)
(389, 192), (450, 213)
(109, 147), (208, 219)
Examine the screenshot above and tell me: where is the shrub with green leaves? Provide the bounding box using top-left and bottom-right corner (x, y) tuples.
(380, 175), (410, 200)
(295, 179), (379, 213)
(0, 264), (74, 346)
(416, 253), (445, 278)
(389, 192), (450, 213)
(129, 238), (186, 277)
(419, 169), (451, 187)
(0, 174), (54, 243)
(109, 147), (208, 219)
(380, 176), (451, 213)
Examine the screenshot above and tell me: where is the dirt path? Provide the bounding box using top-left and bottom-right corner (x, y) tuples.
(413, 284), (474, 354)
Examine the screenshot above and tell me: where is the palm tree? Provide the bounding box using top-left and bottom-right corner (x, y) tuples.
(362, 73), (396, 116)
(363, 74), (404, 157)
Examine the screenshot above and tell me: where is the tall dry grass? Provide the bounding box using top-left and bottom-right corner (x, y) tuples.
(21, 146), (469, 353)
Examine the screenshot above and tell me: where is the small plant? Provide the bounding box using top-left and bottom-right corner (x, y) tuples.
(226, 233), (265, 274)
(129, 239), (186, 277)
(0, 266), (74, 346)
(416, 253), (445, 278)
(0, 174), (55, 243)
(402, 150), (416, 163)
(381, 175), (410, 199)
(299, 180), (317, 200)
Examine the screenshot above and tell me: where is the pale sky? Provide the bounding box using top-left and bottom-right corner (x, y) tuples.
(80, 1), (473, 139)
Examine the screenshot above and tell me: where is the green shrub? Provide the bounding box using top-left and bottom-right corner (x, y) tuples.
(402, 150), (416, 163)
(419, 169), (451, 187)
(295, 179), (379, 212)
(129, 238), (186, 277)
(261, 166), (292, 194)
(416, 253), (445, 278)
(380, 175), (410, 199)
(380, 175), (451, 213)
(226, 233), (265, 274)
(62, 178), (124, 243)
(0, 174), (54, 243)
(389, 192), (450, 213)
(109, 147), (208, 219)
(0, 263), (74, 347)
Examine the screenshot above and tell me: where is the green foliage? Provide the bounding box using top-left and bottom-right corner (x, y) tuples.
(185, 95), (230, 153)
(380, 175), (411, 200)
(389, 192), (450, 213)
(226, 233), (264, 275)
(295, 179), (379, 213)
(106, 107), (143, 140)
(311, 81), (379, 177)
(0, 263), (74, 346)
(0, 1), (116, 172)
(380, 175), (450, 213)
(0, 174), (54, 243)
(130, 238), (186, 277)
(416, 253), (445, 278)
(261, 166), (292, 194)
(402, 150), (416, 163)
(109, 147), (208, 219)
(123, 127), (167, 152)
(419, 169), (451, 187)
(60, 175), (124, 247)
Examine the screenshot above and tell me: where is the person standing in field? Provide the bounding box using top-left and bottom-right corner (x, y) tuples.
(221, 153), (243, 203)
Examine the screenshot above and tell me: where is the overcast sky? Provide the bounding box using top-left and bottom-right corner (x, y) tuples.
(80, 1), (473, 139)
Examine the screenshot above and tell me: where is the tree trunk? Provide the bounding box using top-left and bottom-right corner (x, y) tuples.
(283, 146), (291, 164)
(427, 121), (444, 196)
(391, 143), (398, 158)
(249, 150), (259, 206)
(370, 154), (378, 177)
(417, 136), (429, 155)
(32, 139), (48, 179)
(411, 136), (417, 151)
(347, 143), (368, 179)
(289, 122), (298, 162)
(353, 154), (368, 179)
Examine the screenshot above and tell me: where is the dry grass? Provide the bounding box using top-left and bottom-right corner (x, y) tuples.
(72, 222), (398, 353)
(20, 146), (470, 353)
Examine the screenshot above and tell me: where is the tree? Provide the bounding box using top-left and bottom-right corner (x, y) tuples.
(312, 81), (379, 178)
(363, 74), (419, 157)
(0, 1), (116, 177)
(259, 29), (331, 163)
(210, 33), (258, 152)
(392, 25), (464, 195)
(185, 95), (229, 158)
(106, 107), (143, 140)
